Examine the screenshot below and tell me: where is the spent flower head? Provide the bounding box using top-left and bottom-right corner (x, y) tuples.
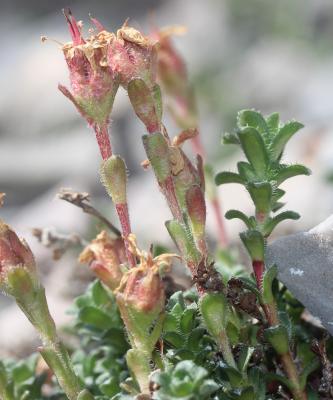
(116, 234), (178, 313)
(59, 9), (119, 129)
(79, 230), (126, 291)
(108, 22), (158, 89)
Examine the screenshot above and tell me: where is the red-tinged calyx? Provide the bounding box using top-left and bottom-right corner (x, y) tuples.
(63, 8), (85, 46)
(60, 11), (119, 131)
(0, 221), (35, 275)
(79, 231), (126, 291)
(0, 221), (38, 300)
(108, 25), (158, 89)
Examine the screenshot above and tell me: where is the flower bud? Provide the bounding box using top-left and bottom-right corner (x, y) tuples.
(79, 231), (126, 291)
(0, 221), (36, 294)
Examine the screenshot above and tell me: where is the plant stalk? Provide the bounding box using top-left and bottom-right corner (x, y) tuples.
(94, 123), (136, 268)
(218, 331), (236, 368)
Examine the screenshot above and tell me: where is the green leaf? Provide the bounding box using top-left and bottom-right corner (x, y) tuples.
(271, 188), (285, 202)
(127, 79), (161, 132)
(270, 121), (304, 161)
(272, 201), (285, 212)
(237, 346), (255, 372)
(237, 161), (256, 182)
(180, 307), (197, 334)
(265, 325), (289, 355)
(223, 132), (240, 144)
(215, 171), (245, 186)
(78, 306), (113, 330)
(199, 293), (228, 338)
(263, 211), (300, 236)
(163, 332), (184, 348)
(299, 359), (320, 389)
(142, 133), (170, 184)
(275, 164), (311, 185)
(77, 389), (95, 400)
(11, 364), (31, 384)
(266, 112), (280, 136)
(165, 220), (200, 263)
(238, 127), (269, 176)
(239, 386), (256, 400)
(247, 182), (272, 214)
(91, 280), (111, 307)
(237, 110), (268, 137)
(240, 230), (265, 261)
(236, 277), (261, 298)
(225, 210), (253, 229)
(262, 265), (278, 305)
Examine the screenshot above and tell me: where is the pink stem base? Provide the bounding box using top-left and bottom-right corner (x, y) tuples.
(252, 260), (264, 290)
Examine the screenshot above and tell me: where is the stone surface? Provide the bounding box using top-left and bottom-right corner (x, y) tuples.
(266, 215), (333, 334)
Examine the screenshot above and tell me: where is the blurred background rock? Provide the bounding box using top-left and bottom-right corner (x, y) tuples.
(1, 0), (333, 356)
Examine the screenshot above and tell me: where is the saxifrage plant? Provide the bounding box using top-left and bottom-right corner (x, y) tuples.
(0, 9), (332, 400)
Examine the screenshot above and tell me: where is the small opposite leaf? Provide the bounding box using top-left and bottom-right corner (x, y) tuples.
(238, 127), (269, 176)
(199, 293), (228, 338)
(264, 211), (300, 237)
(142, 133), (170, 184)
(262, 265), (278, 305)
(237, 161), (256, 182)
(223, 132), (240, 144)
(270, 121), (304, 161)
(237, 109), (268, 137)
(215, 171), (244, 186)
(128, 79), (160, 133)
(275, 164), (311, 185)
(225, 210), (253, 229)
(165, 220), (200, 263)
(265, 325), (289, 355)
(266, 112), (280, 136)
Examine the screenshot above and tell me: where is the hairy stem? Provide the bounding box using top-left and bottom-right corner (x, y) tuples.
(115, 203), (137, 267)
(252, 210), (306, 399)
(218, 331), (236, 369)
(94, 123), (112, 160)
(17, 287), (94, 400)
(280, 352), (307, 400)
(94, 124), (136, 268)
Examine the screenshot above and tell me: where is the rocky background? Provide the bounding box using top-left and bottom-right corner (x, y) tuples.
(1, 0), (333, 356)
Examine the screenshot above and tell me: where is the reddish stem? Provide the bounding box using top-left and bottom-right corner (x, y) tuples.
(252, 260), (265, 290)
(93, 123), (135, 268)
(94, 124), (112, 160)
(116, 203), (136, 268)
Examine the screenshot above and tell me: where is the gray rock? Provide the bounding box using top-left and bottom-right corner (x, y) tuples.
(266, 215), (333, 334)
